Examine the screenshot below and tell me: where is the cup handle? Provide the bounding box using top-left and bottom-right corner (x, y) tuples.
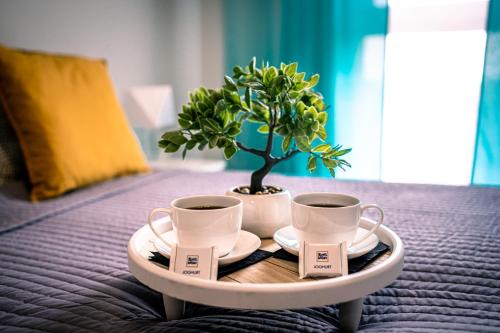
(148, 208), (174, 249)
(351, 204), (384, 246)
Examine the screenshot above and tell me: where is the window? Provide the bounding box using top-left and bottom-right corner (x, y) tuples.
(381, 0), (489, 185)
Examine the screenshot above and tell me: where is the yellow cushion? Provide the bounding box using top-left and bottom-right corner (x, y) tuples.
(0, 44), (150, 201)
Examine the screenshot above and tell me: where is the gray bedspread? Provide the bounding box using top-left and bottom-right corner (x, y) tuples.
(1, 171), (499, 332)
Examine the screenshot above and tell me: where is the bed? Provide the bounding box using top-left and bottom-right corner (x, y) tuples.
(1, 170), (499, 332)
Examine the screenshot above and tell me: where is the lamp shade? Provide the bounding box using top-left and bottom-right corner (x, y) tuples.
(124, 85), (176, 128)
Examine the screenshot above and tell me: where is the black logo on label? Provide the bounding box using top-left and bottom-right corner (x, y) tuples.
(316, 251), (329, 262)
(186, 255), (199, 267)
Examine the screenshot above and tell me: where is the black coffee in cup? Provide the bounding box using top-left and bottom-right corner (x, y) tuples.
(186, 205), (226, 210)
(308, 203), (346, 208)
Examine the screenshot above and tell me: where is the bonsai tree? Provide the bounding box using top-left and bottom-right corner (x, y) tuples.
(159, 58), (351, 194)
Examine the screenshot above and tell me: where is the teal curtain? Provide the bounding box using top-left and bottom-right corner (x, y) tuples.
(223, 0), (388, 179)
(472, 0), (500, 186)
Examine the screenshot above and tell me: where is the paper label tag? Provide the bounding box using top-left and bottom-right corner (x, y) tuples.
(299, 241), (348, 278)
(169, 244), (218, 280)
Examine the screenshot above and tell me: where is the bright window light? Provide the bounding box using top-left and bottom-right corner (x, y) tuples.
(381, 0), (489, 185)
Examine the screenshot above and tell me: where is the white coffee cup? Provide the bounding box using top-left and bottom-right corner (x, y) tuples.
(292, 193), (384, 246)
(148, 195), (243, 256)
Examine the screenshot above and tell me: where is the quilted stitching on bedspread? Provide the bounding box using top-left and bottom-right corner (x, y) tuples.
(0, 171), (499, 332)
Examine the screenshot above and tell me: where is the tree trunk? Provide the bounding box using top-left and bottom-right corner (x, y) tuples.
(249, 159), (274, 193)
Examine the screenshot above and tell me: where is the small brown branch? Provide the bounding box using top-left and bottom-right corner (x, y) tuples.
(273, 149), (300, 164)
(236, 142), (266, 157)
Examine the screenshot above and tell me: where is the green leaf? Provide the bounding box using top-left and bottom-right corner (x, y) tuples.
(307, 155), (317, 173)
(284, 101), (292, 114)
(317, 112), (327, 125)
(199, 87), (209, 97)
(282, 134), (292, 152)
(186, 140), (196, 150)
(161, 131), (178, 140)
(227, 124), (241, 136)
(196, 101), (208, 112)
(230, 91), (241, 104)
(169, 134), (188, 145)
(203, 95), (215, 109)
(233, 65), (244, 76)
(223, 145), (237, 160)
(178, 112), (192, 121)
(221, 110), (230, 127)
(192, 133), (204, 142)
(295, 135), (310, 151)
(322, 158), (338, 168)
(165, 143), (180, 153)
(296, 101), (307, 116)
(217, 137), (228, 148)
(245, 87), (252, 110)
(158, 139), (169, 148)
(209, 135), (219, 148)
(285, 62), (298, 76)
(312, 143), (330, 152)
(314, 99), (325, 112)
(333, 148), (352, 157)
(229, 105), (241, 114)
(328, 167), (336, 177)
(317, 126), (327, 140)
(306, 106), (318, 118)
(204, 119), (221, 132)
(295, 72), (305, 81)
(224, 75), (238, 91)
(178, 118), (190, 129)
(270, 75), (285, 89)
(308, 74), (320, 88)
(276, 125), (288, 136)
(248, 57), (256, 73)
(264, 67), (278, 85)
(198, 141), (207, 151)
(258, 125), (269, 133)
(215, 99), (226, 113)
(312, 120), (320, 131)
(255, 67), (263, 79)
(339, 159), (352, 168)
(295, 126), (306, 136)
(294, 82), (308, 91)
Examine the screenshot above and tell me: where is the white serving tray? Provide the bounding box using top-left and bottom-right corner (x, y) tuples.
(128, 217), (404, 331)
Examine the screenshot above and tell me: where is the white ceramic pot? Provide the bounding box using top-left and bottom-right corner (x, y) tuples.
(226, 185), (291, 238)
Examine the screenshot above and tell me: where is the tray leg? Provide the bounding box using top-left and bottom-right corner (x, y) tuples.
(163, 294), (185, 321)
(338, 297), (363, 332)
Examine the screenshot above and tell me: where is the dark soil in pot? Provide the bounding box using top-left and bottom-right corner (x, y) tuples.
(234, 185), (283, 195)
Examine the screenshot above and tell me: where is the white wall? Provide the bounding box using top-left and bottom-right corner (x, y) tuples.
(0, 0), (223, 108)
(170, 0), (223, 109)
(0, 0), (174, 100)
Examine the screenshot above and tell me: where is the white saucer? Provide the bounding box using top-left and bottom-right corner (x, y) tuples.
(273, 218), (379, 259)
(154, 230), (261, 267)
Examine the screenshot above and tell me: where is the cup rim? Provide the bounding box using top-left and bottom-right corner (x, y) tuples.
(292, 192), (360, 209)
(171, 194), (242, 212)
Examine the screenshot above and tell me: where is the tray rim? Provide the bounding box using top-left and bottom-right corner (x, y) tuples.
(128, 217), (404, 309)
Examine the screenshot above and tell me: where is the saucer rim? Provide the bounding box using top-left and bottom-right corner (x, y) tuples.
(273, 219), (379, 259)
(154, 229), (261, 266)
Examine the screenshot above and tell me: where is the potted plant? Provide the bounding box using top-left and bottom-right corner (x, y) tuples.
(159, 58), (351, 237)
